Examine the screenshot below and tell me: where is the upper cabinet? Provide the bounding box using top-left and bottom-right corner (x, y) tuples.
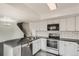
(76, 16), (79, 31)
(60, 18), (66, 31)
(30, 15), (79, 33)
(38, 21), (47, 31)
(66, 17), (75, 31)
(29, 21), (47, 37)
(30, 21), (47, 32)
(60, 17), (76, 31)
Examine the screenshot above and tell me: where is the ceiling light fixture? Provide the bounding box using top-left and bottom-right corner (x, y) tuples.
(47, 3), (57, 10)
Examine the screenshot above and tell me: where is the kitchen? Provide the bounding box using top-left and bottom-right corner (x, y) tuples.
(0, 3), (79, 56)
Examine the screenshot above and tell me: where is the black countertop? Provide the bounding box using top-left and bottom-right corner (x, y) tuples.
(3, 37), (38, 47)
(36, 36), (79, 44)
(60, 38), (79, 44)
(4, 39), (21, 47)
(4, 36), (79, 47)
(37, 36), (79, 43)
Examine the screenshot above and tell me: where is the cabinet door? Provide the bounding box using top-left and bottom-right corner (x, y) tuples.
(76, 16), (79, 31)
(60, 18), (66, 31)
(32, 39), (41, 55)
(77, 45), (79, 56)
(66, 17), (75, 31)
(38, 22), (47, 31)
(4, 44), (13, 56)
(38, 39), (41, 50)
(32, 40), (38, 55)
(59, 41), (78, 56)
(40, 38), (47, 51)
(59, 41), (65, 55)
(64, 42), (78, 56)
(60, 17), (75, 31)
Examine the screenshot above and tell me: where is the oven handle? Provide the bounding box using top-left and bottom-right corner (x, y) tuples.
(47, 39), (59, 41)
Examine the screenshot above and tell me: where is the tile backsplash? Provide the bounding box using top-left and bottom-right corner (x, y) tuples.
(60, 31), (79, 39)
(36, 31), (48, 37)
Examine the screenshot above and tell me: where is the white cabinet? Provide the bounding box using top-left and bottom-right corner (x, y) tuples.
(30, 22), (47, 37)
(66, 17), (75, 31)
(64, 42), (77, 56)
(76, 16), (79, 31)
(38, 39), (41, 51)
(60, 17), (75, 31)
(59, 41), (78, 56)
(58, 41), (65, 55)
(32, 38), (47, 55)
(30, 21), (47, 32)
(60, 18), (66, 31)
(38, 22), (47, 31)
(4, 44), (21, 56)
(32, 39), (41, 55)
(77, 45), (79, 56)
(40, 38), (47, 51)
(60, 16), (79, 31)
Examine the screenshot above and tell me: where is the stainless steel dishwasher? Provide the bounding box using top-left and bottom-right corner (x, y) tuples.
(21, 42), (32, 56)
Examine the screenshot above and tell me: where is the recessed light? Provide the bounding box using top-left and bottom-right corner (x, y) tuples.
(47, 3), (57, 10)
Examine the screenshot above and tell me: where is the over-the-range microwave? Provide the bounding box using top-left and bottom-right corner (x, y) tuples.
(47, 24), (59, 31)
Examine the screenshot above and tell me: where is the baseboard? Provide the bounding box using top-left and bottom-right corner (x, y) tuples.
(33, 49), (41, 56)
(46, 51), (60, 56)
(33, 49), (60, 56)
(41, 50), (60, 56)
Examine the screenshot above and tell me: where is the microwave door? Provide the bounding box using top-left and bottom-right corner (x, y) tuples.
(47, 24), (59, 31)
(50, 26), (56, 30)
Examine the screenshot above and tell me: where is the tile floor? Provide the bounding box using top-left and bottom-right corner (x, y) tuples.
(35, 50), (56, 56)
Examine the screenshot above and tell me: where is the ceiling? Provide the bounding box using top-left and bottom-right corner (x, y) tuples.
(0, 3), (79, 22)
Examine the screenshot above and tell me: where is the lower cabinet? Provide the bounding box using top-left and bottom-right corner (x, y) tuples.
(4, 44), (21, 56)
(32, 38), (47, 55)
(32, 39), (41, 55)
(77, 45), (79, 56)
(40, 38), (47, 51)
(59, 41), (78, 56)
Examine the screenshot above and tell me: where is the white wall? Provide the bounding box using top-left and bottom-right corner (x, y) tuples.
(0, 23), (24, 42)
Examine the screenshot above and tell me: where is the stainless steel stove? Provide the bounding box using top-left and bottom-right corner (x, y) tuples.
(47, 33), (60, 51)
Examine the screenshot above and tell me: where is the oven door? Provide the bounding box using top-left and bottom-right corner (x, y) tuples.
(47, 40), (58, 50)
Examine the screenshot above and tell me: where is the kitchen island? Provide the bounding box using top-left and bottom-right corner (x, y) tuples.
(3, 36), (39, 56)
(3, 38), (33, 56)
